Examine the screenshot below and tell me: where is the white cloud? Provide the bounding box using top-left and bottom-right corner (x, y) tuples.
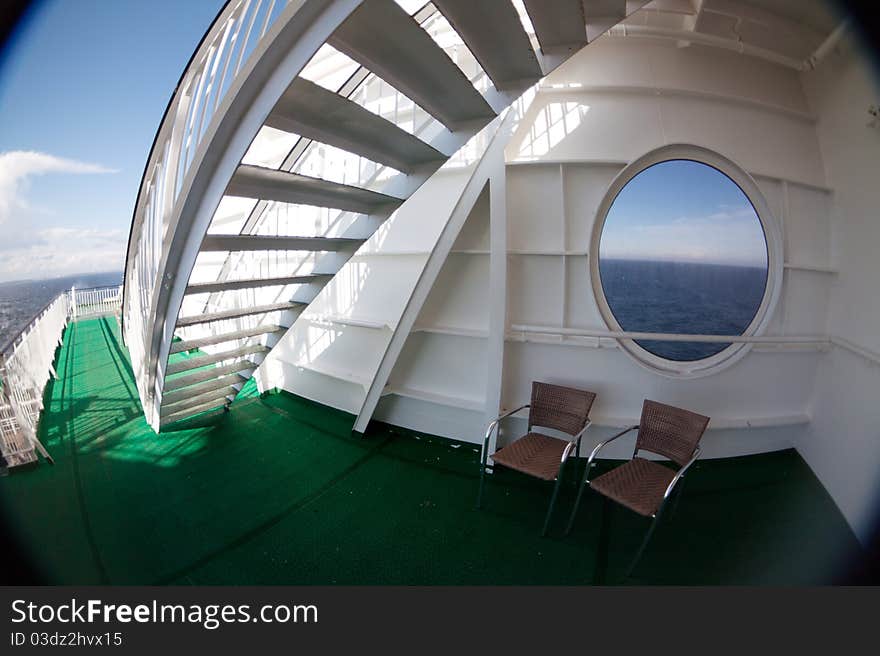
(601, 211), (768, 267)
(0, 150), (116, 224)
(0, 227), (126, 282)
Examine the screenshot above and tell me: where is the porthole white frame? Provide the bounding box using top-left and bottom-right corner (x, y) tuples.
(590, 144), (783, 378)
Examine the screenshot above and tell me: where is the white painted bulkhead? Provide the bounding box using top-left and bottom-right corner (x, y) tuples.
(260, 34), (878, 541)
(256, 163), (476, 410)
(797, 38), (880, 545)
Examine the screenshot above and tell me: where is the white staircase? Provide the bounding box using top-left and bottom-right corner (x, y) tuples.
(122, 0), (648, 431)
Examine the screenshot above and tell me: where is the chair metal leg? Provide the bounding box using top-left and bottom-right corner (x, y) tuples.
(476, 460), (488, 509)
(621, 503), (666, 582)
(594, 497), (613, 585)
(670, 476), (685, 520)
(476, 429), (497, 510)
(542, 475), (564, 537)
(564, 466), (591, 536)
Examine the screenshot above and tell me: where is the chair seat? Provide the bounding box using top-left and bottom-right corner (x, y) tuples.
(591, 457), (677, 517)
(492, 432), (570, 481)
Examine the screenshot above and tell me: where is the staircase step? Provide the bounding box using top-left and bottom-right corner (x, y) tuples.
(522, 0), (587, 53)
(176, 302), (304, 327)
(160, 398), (231, 429)
(227, 165), (403, 214)
(329, 0), (496, 129)
(584, 0), (627, 42)
(166, 344), (269, 376)
(164, 360), (259, 393)
(170, 325), (284, 354)
(433, 0), (542, 91)
(162, 385), (239, 417)
(269, 78), (446, 174)
(162, 373), (248, 406)
(185, 274), (332, 295)
(199, 234), (363, 253)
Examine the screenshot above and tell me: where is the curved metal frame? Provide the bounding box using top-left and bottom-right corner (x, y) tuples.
(589, 143), (784, 379)
(123, 0), (364, 429)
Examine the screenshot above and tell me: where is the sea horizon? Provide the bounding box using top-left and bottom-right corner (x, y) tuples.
(598, 257), (768, 361)
(1, 257), (768, 360)
(0, 271), (123, 350)
(599, 256), (768, 271)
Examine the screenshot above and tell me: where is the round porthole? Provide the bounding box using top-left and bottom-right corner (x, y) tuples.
(590, 144), (782, 377)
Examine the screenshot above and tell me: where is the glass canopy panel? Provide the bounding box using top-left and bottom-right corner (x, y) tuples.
(509, 0), (540, 55)
(188, 250), (232, 284)
(344, 72), (435, 137)
(250, 203), (362, 239)
(288, 142), (401, 191)
(207, 196), (260, 235)
(392, 0), (428, 14)
(299, 43), (361, 92)
(242, 126), (302, 169)
(420, 9), (491, 94)
(189, 250), (322, 285)
(183, 284), (306, 313)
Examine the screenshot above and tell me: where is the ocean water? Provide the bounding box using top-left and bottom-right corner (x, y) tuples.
(598, 259), (768, 361)
(0, 272), (123, 351)
(0, 263), (767, 362)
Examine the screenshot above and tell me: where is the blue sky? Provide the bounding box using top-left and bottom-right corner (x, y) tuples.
(0, 0), (225, 282)
(600, 160), (769, 267)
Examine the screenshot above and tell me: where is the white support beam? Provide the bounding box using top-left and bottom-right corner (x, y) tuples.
(353, 109), (520, 433)
(482, 146), (508, 460)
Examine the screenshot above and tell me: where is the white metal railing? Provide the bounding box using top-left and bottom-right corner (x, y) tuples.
(72, 285), (124, 320)
(0, 285), (122, 468)
(122, 0), (296, 428)
(509, 324), (831, 346)
(0, 397), (31, 466)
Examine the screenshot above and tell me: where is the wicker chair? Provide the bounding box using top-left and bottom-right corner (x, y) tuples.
(476, 382), (596, 536)
(565, 399), (709, 578)
(565, 400), (709, 579)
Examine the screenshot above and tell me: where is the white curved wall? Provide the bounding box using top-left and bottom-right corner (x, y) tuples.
(797, 38), (880, 545)
(377, 37), (835, 460)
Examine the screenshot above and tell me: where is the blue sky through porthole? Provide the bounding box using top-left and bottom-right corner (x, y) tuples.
(598, 159), (768, 362)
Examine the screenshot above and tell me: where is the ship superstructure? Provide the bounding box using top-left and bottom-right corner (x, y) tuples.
(1, 0), (878, 583)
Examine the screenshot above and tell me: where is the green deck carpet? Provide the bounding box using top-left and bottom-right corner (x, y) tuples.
(0, 317), (863, 584)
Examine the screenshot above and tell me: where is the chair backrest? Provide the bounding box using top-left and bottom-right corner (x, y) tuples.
(528, 382), (596, 437)
(635, 400), (710, 466)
